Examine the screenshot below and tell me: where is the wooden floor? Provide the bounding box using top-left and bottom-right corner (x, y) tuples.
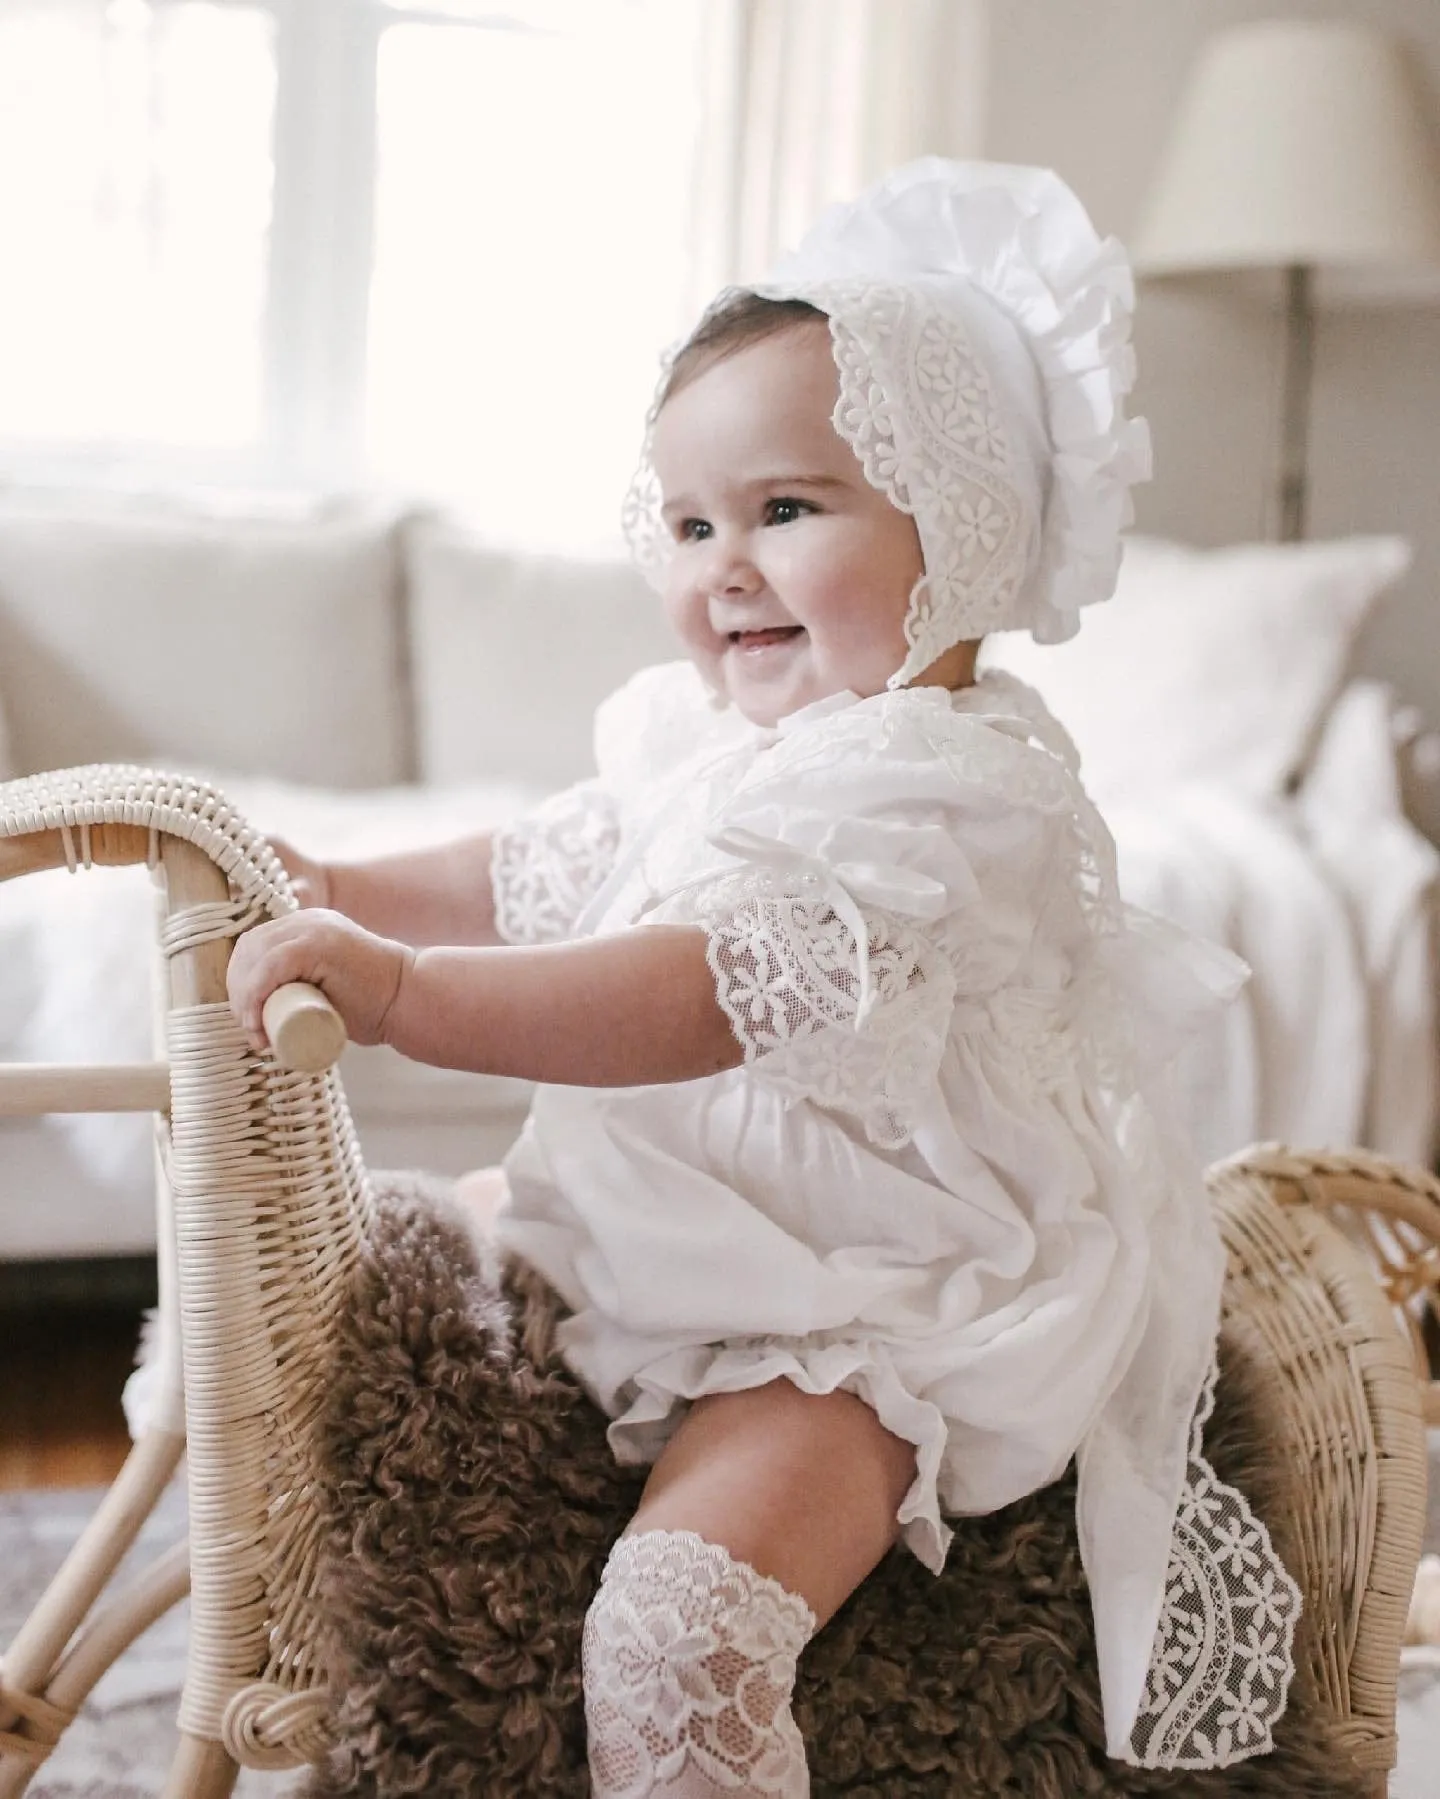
(0, 1308), (138, 1490)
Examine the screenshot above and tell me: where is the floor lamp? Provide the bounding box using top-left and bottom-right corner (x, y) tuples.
(1130, 19), (1440, 542)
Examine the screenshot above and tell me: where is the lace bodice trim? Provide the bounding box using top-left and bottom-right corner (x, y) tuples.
(490, 782), (621, 945)
(1127, 1357), (1302, 1768)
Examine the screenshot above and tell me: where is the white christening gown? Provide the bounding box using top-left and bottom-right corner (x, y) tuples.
(491, 660), (1300, 1770)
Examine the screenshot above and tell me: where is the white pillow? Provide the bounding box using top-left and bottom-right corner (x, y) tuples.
(0, 495), (410, 788)
(406, 519), (680, 789)
(981, 534), (1412, 809)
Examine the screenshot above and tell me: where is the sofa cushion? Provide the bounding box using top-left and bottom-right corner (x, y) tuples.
(406, 518), (678, 790)
(982, 533), (1412, 811)
(0, 495), (410, 787)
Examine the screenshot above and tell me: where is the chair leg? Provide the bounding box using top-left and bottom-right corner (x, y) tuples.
(161, 1730), (240, 1798)
(0, 1540), (193, 1796)
(0, 1425), (185, 1783)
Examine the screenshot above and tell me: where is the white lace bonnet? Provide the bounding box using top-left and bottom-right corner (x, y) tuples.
(624, 158), (1152, 683)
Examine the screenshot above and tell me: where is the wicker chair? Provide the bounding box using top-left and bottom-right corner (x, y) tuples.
(0, 766), (1432, 1798)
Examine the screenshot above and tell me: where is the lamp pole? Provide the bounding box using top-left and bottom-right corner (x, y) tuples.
(1276, 263), (1314, 542)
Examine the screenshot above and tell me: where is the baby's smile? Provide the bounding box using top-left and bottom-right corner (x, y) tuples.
(728, 624), (805, 650)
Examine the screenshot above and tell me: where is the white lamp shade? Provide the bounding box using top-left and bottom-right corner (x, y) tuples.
(1132, 20), (1440, 297)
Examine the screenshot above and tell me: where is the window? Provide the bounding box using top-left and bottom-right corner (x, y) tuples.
(0, 0), (713, 546)
(365, 2), (709, 541)
(0, 1), (275, 452)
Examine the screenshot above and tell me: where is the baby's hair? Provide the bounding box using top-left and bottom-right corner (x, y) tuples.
(661, 291), (827, 408)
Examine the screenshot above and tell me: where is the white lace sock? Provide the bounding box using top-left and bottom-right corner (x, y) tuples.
(583, 1529), (816, 1798)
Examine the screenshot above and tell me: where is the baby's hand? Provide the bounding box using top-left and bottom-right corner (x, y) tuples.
(268, 837), (332, 910)
(227, 910), (414, 1053)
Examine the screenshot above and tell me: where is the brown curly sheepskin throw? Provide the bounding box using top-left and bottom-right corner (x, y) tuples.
(301, 1174), (1372, 1798)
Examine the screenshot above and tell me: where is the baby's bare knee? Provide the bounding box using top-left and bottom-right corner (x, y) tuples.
(631, 1381), (915, 1626)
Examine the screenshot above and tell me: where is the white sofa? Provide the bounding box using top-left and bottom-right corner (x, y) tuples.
(0, 492), (1436, 1260)
(0, 496), (678, 1257)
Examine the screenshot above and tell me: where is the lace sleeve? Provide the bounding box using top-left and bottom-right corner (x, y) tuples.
(694, 874), (956, 1148)
(490, 782), (622, 944)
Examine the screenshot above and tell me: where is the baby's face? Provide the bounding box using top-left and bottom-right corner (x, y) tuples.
(651, 323), (925, 727)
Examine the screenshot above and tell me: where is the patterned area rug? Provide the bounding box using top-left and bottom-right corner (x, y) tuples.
(2, 1449), (1438, 1798)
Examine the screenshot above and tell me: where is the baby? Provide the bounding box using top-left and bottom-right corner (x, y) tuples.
(229, 161), (1298, 1794)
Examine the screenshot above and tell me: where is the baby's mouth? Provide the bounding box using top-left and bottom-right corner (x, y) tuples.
(728, 626), (804, 649)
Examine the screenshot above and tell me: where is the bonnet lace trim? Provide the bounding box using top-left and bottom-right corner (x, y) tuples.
(1127, 1358), (1302, 1769)
(491, 782), (622, 945)
(819, 280), (1039, 683)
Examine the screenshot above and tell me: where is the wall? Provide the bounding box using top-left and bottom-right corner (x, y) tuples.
(983, 0), (1440, 727)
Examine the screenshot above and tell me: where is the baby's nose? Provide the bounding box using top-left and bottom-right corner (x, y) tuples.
(700, 535), (762, 595)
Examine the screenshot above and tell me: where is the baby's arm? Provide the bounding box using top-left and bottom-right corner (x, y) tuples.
(273, 834), (502, 947)
(389, 929), (742, 1084)
(227, 911), (742, 1086)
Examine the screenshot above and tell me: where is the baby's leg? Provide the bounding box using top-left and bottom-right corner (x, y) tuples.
(583, 1379), (917, 1797)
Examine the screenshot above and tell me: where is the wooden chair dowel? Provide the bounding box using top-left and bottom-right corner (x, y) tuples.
(0, 1428), (185, 1738)
(0, 991), (347, 1115)
(262, 983), (347, 1074)
(46, 1539), (192, 1725)
(0, 1063), (171, 1116)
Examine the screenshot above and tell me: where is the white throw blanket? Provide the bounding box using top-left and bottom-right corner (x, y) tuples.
(1110, 785), (1370, 1165)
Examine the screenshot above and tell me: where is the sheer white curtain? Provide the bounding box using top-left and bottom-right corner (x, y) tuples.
(691, 0), (989, 293)
(362, 1), (711, 546)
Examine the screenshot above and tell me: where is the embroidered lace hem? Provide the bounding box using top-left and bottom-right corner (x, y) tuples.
(1126, 1356), (1302, 1769)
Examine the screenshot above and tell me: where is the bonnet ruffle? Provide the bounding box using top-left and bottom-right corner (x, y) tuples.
(763, 159), (1152, 648)
(625, 158), (1151, 659)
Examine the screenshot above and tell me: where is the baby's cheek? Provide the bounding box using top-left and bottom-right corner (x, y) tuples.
(662, 583), (702, 646)
(666, 593), (723, 668)
(829, 586), (910, 690)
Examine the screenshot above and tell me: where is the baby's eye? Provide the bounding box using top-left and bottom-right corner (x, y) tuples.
(675, 517), (712, 543)
(764, 496), (813, 526)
